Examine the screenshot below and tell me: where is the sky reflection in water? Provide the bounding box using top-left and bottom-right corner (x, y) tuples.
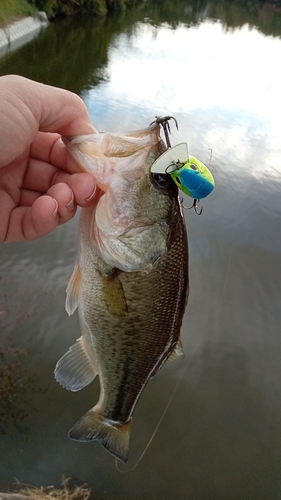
(84, 19), (281, 254)
(85, 21), (281, 131)
(84, 20), (281, 219)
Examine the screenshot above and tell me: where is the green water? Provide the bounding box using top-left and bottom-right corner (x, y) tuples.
(1, 0), (281, 498)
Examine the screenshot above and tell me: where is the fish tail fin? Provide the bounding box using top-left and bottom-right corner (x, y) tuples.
(68, 409), (132, 464)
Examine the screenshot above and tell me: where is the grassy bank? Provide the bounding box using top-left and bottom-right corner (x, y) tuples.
(0, 0), (142, 24)
(0, 0), (37, 27)
(33, 0), (141, 19)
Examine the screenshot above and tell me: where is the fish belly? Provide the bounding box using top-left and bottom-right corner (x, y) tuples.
(64, 198), (188, 463)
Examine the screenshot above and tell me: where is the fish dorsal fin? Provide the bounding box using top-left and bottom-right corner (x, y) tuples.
(167, 339), (184, 362)
(65, 263), (82, 316)
(54, 336), (97, 392)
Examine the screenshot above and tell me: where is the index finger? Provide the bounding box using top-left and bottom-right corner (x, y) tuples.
(30, 132), (85, 174)
(0, 75), (98, 168)
(3, 75), (97, 136)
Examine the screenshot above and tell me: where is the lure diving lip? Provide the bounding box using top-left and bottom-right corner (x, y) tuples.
(151, 143), (215, 200)
(150, 143), (189, 173)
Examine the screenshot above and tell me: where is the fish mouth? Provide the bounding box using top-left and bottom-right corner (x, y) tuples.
(63, 134), (98, 144)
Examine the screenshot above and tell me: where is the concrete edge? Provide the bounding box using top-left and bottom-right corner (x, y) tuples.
(0, 12), (48, 59)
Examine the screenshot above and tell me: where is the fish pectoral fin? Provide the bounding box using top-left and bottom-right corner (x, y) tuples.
(167, 339), (184, 362)
(65, 263), (82, 316)
(69, 410), (132, 464)
(54, 336), (97, 391)
(100, 272), (128, 317)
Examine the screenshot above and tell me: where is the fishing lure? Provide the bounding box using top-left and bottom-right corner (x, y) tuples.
(150, 116), (215, 214)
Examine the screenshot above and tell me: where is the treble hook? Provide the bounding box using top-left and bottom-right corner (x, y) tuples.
(149, 116), (179, 149)
(181, 198), (203, 215)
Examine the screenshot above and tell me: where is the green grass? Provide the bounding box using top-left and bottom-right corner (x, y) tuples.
(0, 0), (37, 28)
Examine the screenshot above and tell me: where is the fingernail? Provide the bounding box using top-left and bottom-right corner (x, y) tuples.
(67, 193), (75, 211)
(85, 185), (96, 202)
(52, 198), (58, 217)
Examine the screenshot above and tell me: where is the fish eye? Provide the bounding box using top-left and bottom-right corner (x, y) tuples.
(152, 173), (171, 190)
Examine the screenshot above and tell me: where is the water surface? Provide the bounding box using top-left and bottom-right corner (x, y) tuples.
(1, 1), (281, 498)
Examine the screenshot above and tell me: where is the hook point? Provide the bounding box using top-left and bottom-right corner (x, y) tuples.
(181, 198), (203, 215)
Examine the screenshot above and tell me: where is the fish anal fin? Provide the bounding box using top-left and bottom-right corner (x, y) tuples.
(167, 338), (184, 362)
(65, 263), (82, 316)
(54, 336), (97, 392)
(69, 410), (132, 464)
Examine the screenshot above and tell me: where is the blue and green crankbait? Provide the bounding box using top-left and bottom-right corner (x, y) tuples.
(150, 116), (215, 214)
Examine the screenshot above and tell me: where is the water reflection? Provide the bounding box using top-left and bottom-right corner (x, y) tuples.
(0, 0), (281, 90)
(1, 0), (281, 497)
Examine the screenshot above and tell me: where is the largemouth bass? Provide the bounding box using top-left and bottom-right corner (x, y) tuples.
(55, 120), (189, 463)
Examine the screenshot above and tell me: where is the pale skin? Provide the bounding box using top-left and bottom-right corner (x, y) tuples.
(0, 74), (98, 243)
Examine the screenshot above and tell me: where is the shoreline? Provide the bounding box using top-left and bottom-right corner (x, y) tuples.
(0, 12), (48, 59)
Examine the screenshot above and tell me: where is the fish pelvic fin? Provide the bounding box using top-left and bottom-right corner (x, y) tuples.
(69, 410), (132, 464)
(167, 338), (184, 362)
(65, 263), (82, 316)
(54, 336), (97, 391)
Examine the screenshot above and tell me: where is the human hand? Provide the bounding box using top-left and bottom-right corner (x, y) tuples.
(0, 75), (98, 243)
